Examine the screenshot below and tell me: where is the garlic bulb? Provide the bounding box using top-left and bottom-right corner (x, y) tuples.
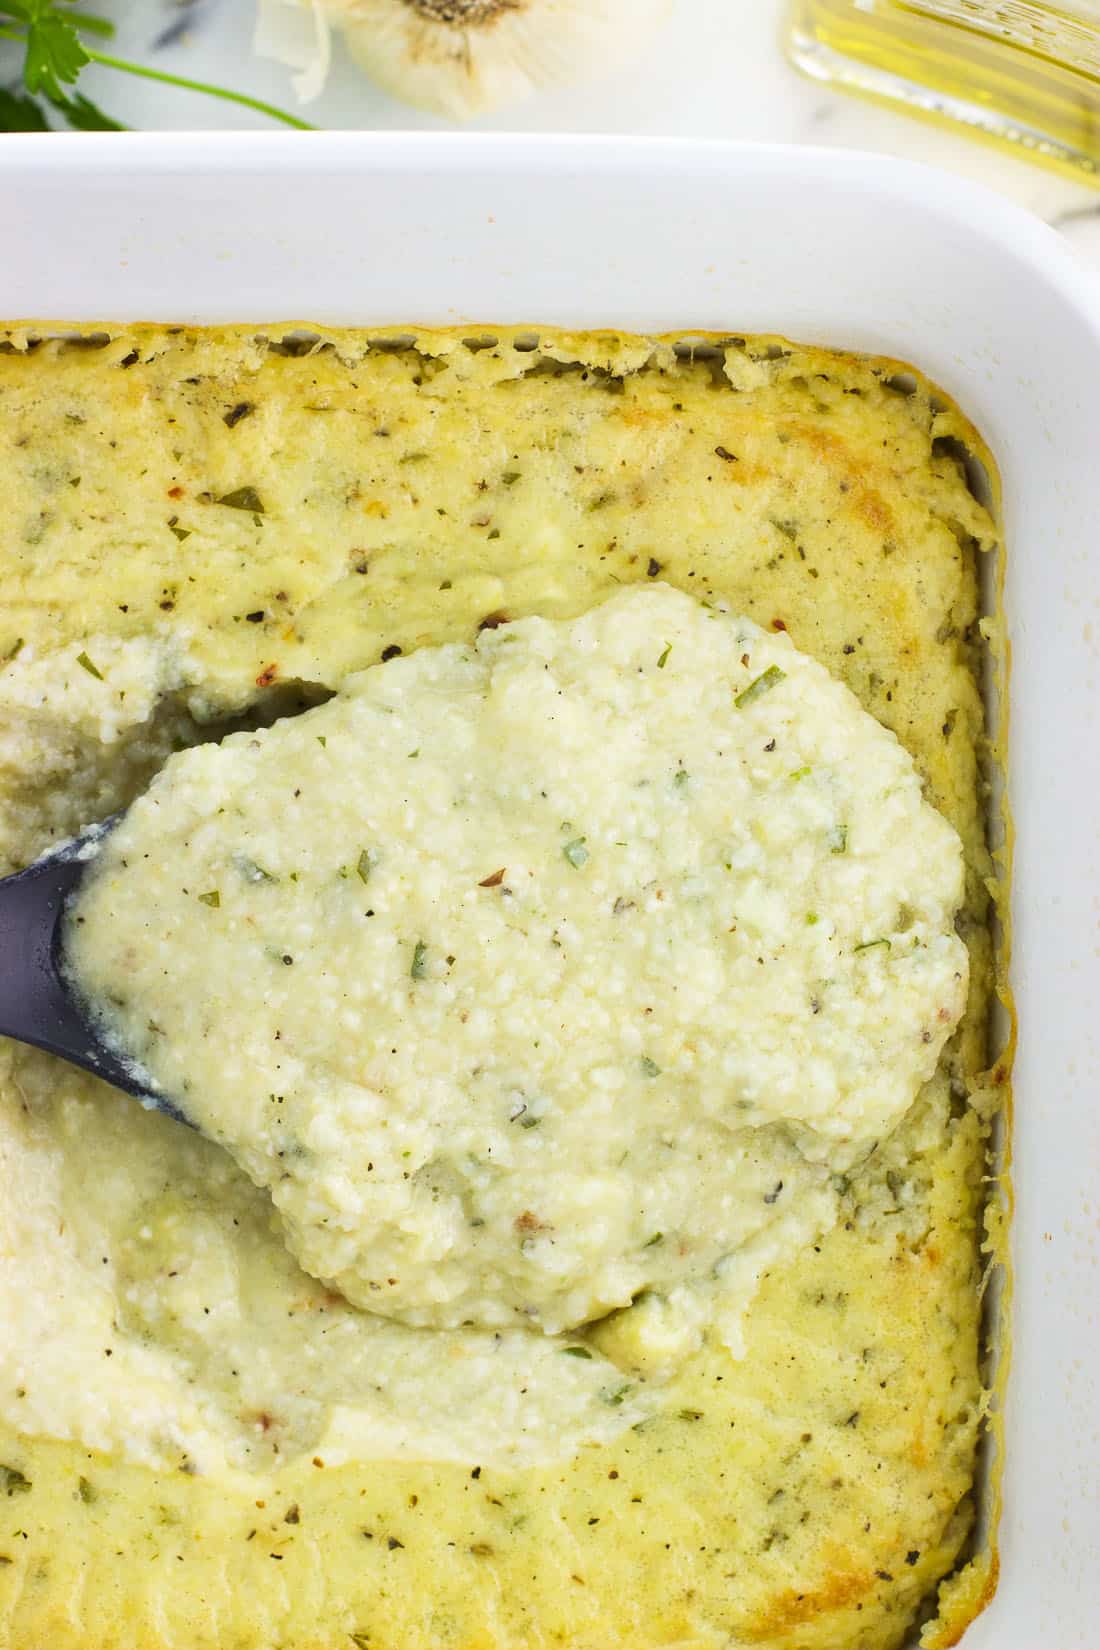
(325, 0), (670, 120)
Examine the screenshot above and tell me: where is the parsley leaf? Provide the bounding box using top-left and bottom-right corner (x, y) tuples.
(0, 0), (314, 132)
(48, 88), (124, 130)
(19, 0), (90, 103)
(0, 84), (51, 129)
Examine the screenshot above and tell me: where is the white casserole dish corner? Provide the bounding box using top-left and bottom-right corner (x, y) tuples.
(2, 131), (1099, 1649)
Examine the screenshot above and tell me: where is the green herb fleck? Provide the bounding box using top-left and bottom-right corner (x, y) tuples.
(235, 855), (275, 884)
(854, 937), (891, 954)
(216, 486), (264, 513)
(735, 665), (785, 708)
(640, 1056), (661, 1079)
(657, 642), (672, 669)
(789, 765), (811, 781)
(600, 1383), (634, 1408)
(198, 890), (221, 908)
(76, 650), (103, 680)
(77, 1476), (97, 1504)
(357, 849), (376, 885)
(677, 1408), (704, 1422)
(560, 1346), (593, 1359)
(501, 471), (521, 487)
(562, 837), (589, 870)
(829, 823), (848, 855)
(806, 912), (819, 926)
(317, 736), (327, 749)
(0, 1466), (30, 1497)
(169, 524), (192, 542)
(644, 1232), (664, 1248)
(2, 639), (23, 665)
(410, 940), (429, 980)
(673, 769), (689, 790)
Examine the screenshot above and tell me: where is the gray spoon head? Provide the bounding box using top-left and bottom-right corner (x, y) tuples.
(0, 822), (188, 1124)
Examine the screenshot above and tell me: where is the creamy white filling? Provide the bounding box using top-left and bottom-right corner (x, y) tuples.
(68, 587), (968, 1342)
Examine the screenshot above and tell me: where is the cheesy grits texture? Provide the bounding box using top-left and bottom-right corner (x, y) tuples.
(0, 324), (1002, 1650)
(68, 588), (968, 1344)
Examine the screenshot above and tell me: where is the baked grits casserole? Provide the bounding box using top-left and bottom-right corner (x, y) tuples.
(0, 325), (1005, 1650)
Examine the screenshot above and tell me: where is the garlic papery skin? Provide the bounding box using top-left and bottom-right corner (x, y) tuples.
(323, 0), (672, 120)
(254, 0), (333, 103)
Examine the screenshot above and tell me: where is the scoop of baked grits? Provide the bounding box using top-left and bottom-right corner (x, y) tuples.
(68, 585), (968, 1332)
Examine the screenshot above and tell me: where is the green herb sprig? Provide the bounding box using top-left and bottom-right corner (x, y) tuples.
(735, 664), (786, 710)
(0, 0), (313, 132)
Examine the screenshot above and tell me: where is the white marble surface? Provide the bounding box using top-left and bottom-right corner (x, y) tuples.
(12, 0), (1100, 275)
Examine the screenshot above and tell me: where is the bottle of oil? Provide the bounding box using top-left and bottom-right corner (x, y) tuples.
(787, 1), (1100, 183)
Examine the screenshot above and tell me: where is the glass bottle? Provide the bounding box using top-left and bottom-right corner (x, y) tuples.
(786, 1), (1100, 183)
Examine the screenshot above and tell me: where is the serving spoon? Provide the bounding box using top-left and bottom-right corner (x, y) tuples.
(0, 678), (335, 1122)
(0, 821), (185, 1121)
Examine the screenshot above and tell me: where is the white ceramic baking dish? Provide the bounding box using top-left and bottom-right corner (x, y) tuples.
(2, 132), (1098, 1648)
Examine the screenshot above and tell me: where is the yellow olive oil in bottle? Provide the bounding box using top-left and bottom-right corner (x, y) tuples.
(787, 0), (1100, 182)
